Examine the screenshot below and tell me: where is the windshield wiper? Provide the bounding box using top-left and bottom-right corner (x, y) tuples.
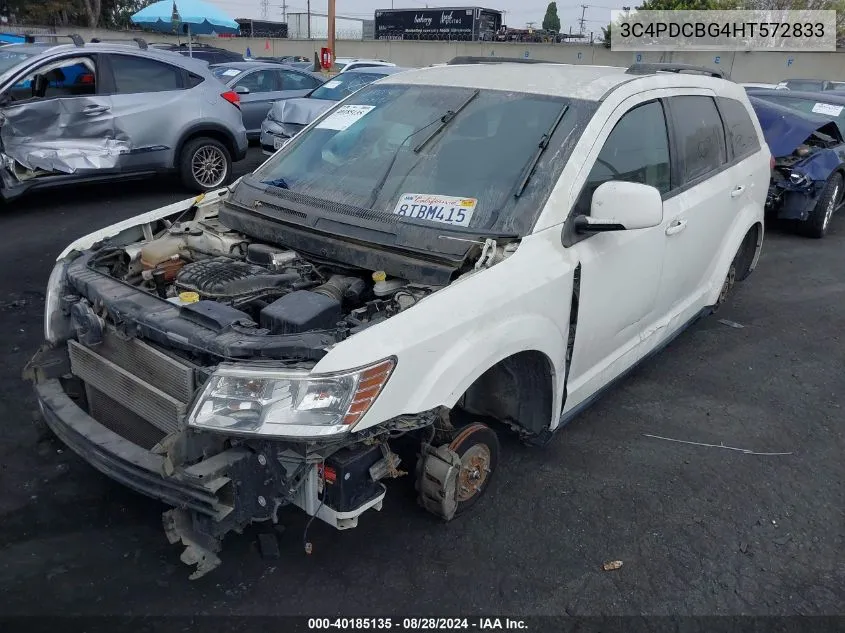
(412, 89), (480, 154)
(513, 104), (570, 199)
(364, 114), (456, 208)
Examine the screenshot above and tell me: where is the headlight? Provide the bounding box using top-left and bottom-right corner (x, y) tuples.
(789, 171), (808, 185)
(187, 357), (395, 439)
(44, 259), (71, 345)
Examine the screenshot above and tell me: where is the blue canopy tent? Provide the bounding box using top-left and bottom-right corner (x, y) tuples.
(130, 0), (239, 56)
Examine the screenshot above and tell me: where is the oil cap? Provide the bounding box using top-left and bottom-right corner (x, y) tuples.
(179, 291), (200, 303)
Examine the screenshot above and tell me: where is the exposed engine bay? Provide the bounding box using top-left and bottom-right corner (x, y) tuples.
(72, 201), (452, 364)
(29, 194), (519, 579)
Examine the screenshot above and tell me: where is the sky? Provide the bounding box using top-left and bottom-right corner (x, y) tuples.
(207, 0), (628, 35)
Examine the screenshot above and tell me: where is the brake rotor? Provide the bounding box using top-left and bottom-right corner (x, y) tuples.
(448, 424), (496, 503)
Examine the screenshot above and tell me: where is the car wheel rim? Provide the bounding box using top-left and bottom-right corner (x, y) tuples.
(823, 185), (838, 229)
(191, 146), (227, 188)
(456, 444), (491, 502)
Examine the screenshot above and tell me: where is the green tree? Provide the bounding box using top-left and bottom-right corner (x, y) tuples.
(601, 22), (612, 48)
(542, 2), (561, 33)
(103, 0), (149, 28)
(637, 0), (734, 8)
(3, 0), (150, 28)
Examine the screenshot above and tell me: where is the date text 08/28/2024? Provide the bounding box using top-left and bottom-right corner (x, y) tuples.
(307, 618), (529, 630)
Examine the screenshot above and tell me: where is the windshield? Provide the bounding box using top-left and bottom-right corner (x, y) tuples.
(249, 83), (591, 235)
(0, 49), (35, 76)
(755, 94), (845, 130)
(309, 71), (387, 101)
(211, 66), (243, 81)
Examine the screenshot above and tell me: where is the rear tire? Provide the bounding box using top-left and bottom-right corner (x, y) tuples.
(179, 137), (232, 193)
(734, 225), (760, 282)
(714, 259), (736, 311)
(803, 172), (841, 239)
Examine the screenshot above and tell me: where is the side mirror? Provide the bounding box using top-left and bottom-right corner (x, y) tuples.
(32, 73), (49, 98)
(574, 181), (663, 233)
(234, 85), (250, 94)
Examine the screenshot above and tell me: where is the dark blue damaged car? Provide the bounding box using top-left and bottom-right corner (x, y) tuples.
(749, 95), (845, 238)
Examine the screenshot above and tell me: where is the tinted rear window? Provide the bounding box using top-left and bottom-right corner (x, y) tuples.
(717, 97), (761, 159)
(110, 54), (183, 93)
(670, 95), (728, 184)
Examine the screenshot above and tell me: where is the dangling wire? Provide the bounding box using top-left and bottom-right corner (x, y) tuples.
(303, 458), (326, 554)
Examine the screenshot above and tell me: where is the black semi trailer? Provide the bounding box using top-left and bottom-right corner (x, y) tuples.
(374, 7), (503, 41)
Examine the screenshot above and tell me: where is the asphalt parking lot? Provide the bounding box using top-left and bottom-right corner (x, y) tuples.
(0, 147), (843, 617)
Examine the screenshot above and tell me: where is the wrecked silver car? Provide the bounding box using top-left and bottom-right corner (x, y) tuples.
(0, 39), (248, 200)
(259, 66), (409, 154)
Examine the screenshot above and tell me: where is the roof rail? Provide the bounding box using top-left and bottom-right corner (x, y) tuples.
(66, 33), (85, 47)
(89, 37), (148, 49)
(447, 55), (560, 65)
(626, 63), (728, 79)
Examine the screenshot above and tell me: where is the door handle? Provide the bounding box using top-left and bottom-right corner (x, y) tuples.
(730, 185), (746, 198)
(665, 219), (687, 236)
(83, 105), (109, 115)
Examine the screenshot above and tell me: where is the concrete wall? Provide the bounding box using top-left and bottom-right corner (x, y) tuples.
(50, 26), (845, 83)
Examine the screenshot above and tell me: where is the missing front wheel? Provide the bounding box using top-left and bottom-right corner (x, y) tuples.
(415, 422), (500, 521)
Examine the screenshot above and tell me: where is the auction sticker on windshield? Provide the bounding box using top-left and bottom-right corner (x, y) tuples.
(322, 80), (341, 89)
(812, 102), (844, 117)
(316, 104), (376, 131)
(393, 194), (478, 227)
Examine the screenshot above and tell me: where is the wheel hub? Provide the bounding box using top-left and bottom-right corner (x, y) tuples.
(456, 445), (491, 502)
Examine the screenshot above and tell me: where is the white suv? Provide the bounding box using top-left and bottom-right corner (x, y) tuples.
(28, 61), (769, 577)
(333, 57), (396, 73)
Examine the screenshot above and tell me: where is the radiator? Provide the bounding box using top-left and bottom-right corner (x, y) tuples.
(68, 329), (200, 440)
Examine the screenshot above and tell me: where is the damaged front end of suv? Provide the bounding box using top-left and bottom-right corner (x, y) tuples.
(26, 76), (587, 578)
(25, 185), (522, 578)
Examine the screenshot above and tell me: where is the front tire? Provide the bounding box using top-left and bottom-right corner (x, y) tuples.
(803, 172), (842, 239)
(179, 137), (232, 192)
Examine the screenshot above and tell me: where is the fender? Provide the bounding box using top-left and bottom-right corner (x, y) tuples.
(704, 201), (764, 306)
(316, 229), (579, 433)
(406, 313), (566, 418)
(174, 123), (241, 165)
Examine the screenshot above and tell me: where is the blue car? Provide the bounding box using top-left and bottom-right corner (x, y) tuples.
(750, 96), (845, 238)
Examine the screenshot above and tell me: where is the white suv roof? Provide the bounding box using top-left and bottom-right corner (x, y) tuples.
(335, 57), (393, 64)
(384, 62), (742, 102)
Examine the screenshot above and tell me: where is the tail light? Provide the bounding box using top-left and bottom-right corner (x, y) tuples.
(220, 90), (240, 109)
(770, 156), (775, 170)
